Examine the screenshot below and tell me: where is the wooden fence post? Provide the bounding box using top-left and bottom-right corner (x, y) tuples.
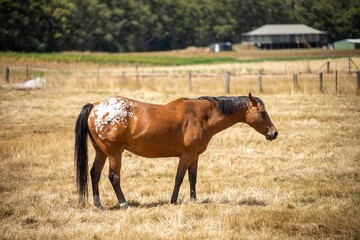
(150, 69), (154, 89)
(327, 61), (330, 73)
(135, 64), (139, 87)
(335, 70), (338, 95)
(258, 69), (262, 93)
(188, 70), (192, 92)
(356, 71), (360, 92)
(26, 65), (29, 80)
(96, 65), (100, 83)
(292, 73), (298, 93)
(5, 66), (10, 83)
(348, 57), (351, 74)
(319, 72), (323, 93)
(120, 71), (125, 85)
(224, 71), (230, 93)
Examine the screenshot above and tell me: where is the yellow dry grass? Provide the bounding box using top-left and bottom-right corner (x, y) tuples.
(1, 60), (360, 239)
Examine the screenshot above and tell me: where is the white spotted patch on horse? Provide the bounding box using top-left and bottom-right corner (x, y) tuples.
(90, 97), (137, 140)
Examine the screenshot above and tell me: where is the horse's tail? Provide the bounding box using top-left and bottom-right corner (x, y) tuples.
(74, 103), (93, 205)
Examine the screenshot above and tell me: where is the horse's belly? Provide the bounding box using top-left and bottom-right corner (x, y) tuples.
(125, 141), (182, 158)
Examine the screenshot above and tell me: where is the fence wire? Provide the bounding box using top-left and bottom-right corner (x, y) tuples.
(1, 58), (359, 95)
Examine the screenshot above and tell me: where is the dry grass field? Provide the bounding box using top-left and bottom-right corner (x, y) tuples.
(1, 56), (360, 239)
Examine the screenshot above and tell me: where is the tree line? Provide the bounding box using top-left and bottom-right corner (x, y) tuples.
(1, 0), (359, 52)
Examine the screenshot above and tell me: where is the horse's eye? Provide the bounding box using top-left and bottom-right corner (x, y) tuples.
(261, 111), (266, 118)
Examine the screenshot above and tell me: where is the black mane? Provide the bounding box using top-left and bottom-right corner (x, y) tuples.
(198, 96), (249, 116)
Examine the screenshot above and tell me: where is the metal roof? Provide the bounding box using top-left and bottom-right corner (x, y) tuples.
(243, 24), (326, 36)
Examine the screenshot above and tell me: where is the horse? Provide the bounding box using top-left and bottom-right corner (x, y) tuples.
(74, 93), (278, 209)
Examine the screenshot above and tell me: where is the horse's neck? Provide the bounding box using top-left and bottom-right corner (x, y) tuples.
(206, 106), (246, 135)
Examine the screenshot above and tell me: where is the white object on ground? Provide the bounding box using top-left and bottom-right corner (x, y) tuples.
(13, 77), (46, 90)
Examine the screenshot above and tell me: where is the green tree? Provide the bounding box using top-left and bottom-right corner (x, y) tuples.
(0, 0), (359, 52)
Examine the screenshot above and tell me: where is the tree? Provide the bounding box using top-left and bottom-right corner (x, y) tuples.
(0, 0), (358, 52)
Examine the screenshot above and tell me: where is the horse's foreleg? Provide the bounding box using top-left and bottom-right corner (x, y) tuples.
(90, 149), (107, 210)
(108, 154), (128, 209)
(171, 153), (197, 204)
(188, 157), (199, 201)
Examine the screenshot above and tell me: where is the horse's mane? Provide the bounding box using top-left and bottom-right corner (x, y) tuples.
(197, 96), (249, 116)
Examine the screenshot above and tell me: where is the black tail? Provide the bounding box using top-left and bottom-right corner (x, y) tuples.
(74, 103), (93, 205)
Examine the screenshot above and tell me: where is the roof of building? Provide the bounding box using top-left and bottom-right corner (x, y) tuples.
(334, 39), (360, 44)
(243, 24), (327, 36)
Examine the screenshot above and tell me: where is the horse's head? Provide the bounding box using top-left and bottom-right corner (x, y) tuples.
(245, 93), (278, 141)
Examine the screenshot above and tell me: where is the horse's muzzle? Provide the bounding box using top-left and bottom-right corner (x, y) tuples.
(266, 130), (278, 141)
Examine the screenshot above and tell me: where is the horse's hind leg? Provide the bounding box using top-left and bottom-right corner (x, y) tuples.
(108, 152), (128, 209)
(90, 148), (107, 210)
(188, 157), (199, 201)
(171, 152), (198, 204)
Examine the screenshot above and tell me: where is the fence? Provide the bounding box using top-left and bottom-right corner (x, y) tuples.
(1, 58), (360, 95)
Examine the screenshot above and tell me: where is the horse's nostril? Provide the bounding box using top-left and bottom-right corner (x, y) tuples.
(274, 131), (278, 137)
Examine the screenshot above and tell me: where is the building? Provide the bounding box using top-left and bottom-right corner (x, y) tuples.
(242, 24), (327, 49)
(334, 39), (360, 50)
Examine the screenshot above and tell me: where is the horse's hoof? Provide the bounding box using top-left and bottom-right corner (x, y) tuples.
(99, 205), (106, 211)
(94, 196), (105, 210)
(120, 202), (129, 209)
(94, 203), (105, 210)
(94, 204), (105, 211)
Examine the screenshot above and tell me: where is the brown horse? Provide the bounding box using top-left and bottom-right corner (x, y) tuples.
(74, 93), (278, 209)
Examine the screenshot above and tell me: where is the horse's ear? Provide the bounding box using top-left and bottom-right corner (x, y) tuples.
(249, 93), (257, 107)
